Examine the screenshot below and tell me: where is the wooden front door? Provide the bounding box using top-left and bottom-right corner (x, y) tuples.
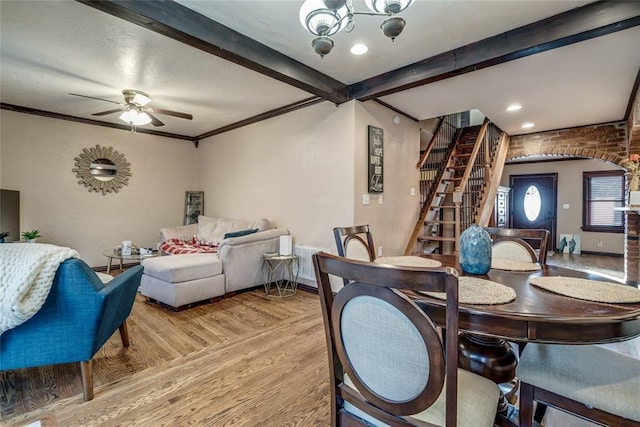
(509, 173), (558, 250)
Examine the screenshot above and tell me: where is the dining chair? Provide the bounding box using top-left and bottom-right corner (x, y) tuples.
(517, 343), (640, 426)
(333, 225), (376, 262)
(484, 227), (550, 264)
(313, 251), (500, 426)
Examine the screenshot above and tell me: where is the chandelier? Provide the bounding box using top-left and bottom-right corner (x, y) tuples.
(299, 0), (415, 57)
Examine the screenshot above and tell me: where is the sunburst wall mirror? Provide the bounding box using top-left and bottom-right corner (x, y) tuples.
(73, 145), (131, 195)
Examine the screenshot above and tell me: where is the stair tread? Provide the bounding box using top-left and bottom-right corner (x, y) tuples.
(425, 220), (456, 225)
(431, 205), (456, 209)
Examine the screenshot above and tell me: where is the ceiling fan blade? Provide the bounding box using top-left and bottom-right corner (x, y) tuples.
(69, 93), (122, 105)
(92, 108), (123, 116)
(147, 112), (165, 127)
(149, 107), (193, 120)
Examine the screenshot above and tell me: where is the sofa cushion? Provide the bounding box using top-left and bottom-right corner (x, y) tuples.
(223, 228), (258, 239)
(141, 254), (222, 283)
(251, 218), (272, 231)
(196, 216), (272, 243)
(197, 217), (250, 243)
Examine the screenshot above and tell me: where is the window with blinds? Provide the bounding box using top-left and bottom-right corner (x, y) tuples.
(582, 170), (625, 233)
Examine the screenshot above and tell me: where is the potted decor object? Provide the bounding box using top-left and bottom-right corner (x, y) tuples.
(21, 229), (42, 243)
(459, 224), (492, 275)
(0, 231), (9, 243)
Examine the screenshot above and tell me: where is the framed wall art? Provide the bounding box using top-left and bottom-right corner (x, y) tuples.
(184, 191), (204, 225)
(368, 125), (384, 193)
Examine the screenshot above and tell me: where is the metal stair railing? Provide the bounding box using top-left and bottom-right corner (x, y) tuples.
(405, 113), (462, 255)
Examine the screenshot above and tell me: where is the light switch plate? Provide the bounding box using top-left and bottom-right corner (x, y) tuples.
(363, 194), (370, 205)
(410, 187), (416, 196)
(378, 194), (383, 204)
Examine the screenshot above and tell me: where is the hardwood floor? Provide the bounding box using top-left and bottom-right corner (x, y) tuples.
(0, 253), (634, 426)
(1, 290), (331, 426)
(546, 252), (624, 281)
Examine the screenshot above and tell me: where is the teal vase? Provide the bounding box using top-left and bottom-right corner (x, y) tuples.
(459, 224), (492, 275)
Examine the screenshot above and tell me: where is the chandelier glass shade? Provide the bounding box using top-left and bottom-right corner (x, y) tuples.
(299, 0), (348, 36)
(364, 0), (414, 14)
(299, 0), (415, 57)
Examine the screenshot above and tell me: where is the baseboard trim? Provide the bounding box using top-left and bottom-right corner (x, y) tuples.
(297, 283), (318, 294)
(579, 251), (623, 258)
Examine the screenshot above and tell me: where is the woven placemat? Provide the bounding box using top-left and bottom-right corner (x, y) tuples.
(375, 256), (442, 268)
(491, 258), (541, 272)
(420, 276), (516, 305)
(530, 276), (640, 303)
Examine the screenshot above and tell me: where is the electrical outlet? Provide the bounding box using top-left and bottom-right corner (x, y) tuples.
(377, 246), (383, 256)
(563, 204), (570, 209)
(597, 240), (603, 247)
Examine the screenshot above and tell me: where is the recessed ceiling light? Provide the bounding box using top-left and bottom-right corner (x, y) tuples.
(522, 122), (535, 129)
(350, 43), (368, 55)
(507, 104), (522, 112)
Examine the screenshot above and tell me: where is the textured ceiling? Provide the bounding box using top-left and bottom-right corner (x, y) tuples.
(0, 0), (638, 140)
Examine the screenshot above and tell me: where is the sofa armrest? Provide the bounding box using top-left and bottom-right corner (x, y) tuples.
(218, 228), (289, 293)
(160, 224), (198, 241)
(219, 228), (288, 247)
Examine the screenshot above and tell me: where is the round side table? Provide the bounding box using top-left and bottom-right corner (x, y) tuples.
(262, 253), (299, 297)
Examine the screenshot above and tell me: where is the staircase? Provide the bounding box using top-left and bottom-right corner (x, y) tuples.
(405, 115), (510, 256)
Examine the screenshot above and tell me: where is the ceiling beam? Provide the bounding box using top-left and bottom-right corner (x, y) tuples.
(197, 97), (325, 140)
(1, 103), (197, 142)
(350, 1), (640, 100)
(75, 0), (348, 104)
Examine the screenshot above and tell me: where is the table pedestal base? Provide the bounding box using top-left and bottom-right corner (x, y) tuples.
(458, 333), (518, 415)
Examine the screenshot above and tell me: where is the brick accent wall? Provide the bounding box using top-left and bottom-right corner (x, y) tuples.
(507, 121), (628, 165)
(505, 121), (639, 284)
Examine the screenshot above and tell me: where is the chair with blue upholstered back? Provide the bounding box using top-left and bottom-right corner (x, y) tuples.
(313, 251), (500, 426)
(0, 258), (143, 401)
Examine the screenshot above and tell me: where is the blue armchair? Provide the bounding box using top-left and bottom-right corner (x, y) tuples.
(0, 258), (143, 401)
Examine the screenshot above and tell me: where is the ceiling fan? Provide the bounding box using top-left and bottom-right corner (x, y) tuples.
(69, 89), (193, 127)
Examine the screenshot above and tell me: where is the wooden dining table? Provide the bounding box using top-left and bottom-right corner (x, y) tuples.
(411, 254), (640, 343)
(408, 254), (640, 426)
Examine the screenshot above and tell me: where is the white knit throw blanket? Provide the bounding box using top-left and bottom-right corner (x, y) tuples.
(0, 243), (79, 335)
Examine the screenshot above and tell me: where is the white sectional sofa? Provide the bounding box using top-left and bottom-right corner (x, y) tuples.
(159, 215), (289, 294)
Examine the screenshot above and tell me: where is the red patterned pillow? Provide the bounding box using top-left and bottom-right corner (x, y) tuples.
(159, 238), (219, 255)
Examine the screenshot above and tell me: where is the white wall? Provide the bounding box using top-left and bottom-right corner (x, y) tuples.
(0, 100), (422, 271)
(353, 102), (421, 257)
(197, 100), (356, 254)
(196, 100), (421, 284)
(502, 158), (624, 254)
(0, 110), (198, 266)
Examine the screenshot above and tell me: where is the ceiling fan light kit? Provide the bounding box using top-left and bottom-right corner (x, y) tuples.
(69, 89), (193, 131)
(300, 0), (414, 57)
(119, 108), (152, 126)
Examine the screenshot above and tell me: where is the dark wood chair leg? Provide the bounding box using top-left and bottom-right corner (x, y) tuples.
(119, 321), (130, 347)
(80, 360), (94, 401)
(519, 382), (534, 427)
